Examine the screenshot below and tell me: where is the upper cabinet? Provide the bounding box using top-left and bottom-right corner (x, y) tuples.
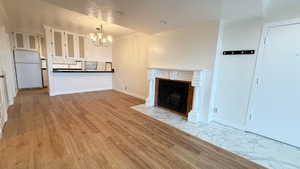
(13, 32), (39, 51)
(52, 30), (65, 59)
(14, 33), (25, 49)
(65, 32), (76, 59)
(49, 28), (86, 61)
(38, 35), (47, 58)
(78, 36), (85, 59)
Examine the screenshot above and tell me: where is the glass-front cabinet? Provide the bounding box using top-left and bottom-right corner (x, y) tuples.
(13, 32), (38, 51)
(51, 29), (85, 61)
(52, 30), (65, 60)
(78, 36), (85, 59)
(65, 32), (76, 59)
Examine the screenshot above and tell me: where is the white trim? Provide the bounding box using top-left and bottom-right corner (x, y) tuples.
(245, 18), (300, 131)
(50, 87), (112, 96)
(208, 21), (224, 122)
(213, 118), (245, 131)
(265, 18), (300, 28)
(114, 88), (146, 100)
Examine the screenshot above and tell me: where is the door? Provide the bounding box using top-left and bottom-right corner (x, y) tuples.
(27, 34), (38, 50)
(52, 30), (65, 60)
(14, 33), (26, 49)
(78, 36), (85, 59)
(247, 23), (300, 147)
(65, 33), (76, 59)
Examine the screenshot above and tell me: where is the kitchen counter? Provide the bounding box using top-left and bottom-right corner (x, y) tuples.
(49, 69), (113, 96)
(53, 69), (114, 73)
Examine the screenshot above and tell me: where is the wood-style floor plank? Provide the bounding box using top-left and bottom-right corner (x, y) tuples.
(0, 89), (266, 169)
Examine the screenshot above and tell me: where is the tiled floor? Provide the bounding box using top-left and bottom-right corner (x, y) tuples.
(132, 104), (300, 169)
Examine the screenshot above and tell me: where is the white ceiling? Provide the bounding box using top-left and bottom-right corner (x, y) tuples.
(2, 0), (300, 35)
(2, 0), (134, 36)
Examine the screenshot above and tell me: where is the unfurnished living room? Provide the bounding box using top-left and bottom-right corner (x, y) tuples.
(0, 0), (300, 169)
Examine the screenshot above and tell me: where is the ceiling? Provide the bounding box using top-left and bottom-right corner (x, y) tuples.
(2, 0), (300, 35)
(2, 0), (134, 36)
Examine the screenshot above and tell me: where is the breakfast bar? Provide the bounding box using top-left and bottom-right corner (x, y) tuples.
(49, 69), (114, 96)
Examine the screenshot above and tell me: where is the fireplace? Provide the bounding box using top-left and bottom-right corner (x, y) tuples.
(146, 68), (208, 123)
(155, 79), (193, 116)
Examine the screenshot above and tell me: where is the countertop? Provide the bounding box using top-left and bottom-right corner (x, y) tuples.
(53, 69), (114, 73)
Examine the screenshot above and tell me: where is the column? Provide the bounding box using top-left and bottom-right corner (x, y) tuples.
(188, 70), (207, 123)
(146, 69), (157, 107)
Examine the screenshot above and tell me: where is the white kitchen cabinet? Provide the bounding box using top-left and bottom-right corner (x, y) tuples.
(50, 29), (86, 61)
(78, 35), (85, 59)
(13, 32), (38, 51)
(28, 34), (38, 50)
(65, 33), (77, 59)
(38, 35), (47, 58)
(52, 29), (65, 60)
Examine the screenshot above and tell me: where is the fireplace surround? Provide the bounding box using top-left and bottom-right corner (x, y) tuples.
(146, 67), (208, 123)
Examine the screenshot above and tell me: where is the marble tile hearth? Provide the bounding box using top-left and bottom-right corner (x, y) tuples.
(132, 104), (300, 169)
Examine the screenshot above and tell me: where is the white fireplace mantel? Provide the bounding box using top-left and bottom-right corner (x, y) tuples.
(146, 67), (208, 123)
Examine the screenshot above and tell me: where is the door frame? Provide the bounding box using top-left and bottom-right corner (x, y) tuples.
(245, 18), (300, 131)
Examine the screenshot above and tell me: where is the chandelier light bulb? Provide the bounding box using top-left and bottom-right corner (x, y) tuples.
(107, 35), (113, 42)
(98, 33), (103, 39)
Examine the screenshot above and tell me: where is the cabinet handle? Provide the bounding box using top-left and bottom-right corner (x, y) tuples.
(0, 75), (5, 78)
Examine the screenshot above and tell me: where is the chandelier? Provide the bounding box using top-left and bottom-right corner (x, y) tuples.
(89, 25), (113, 47)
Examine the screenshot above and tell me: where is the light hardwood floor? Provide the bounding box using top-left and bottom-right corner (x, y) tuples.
(0, 89), (265, 169)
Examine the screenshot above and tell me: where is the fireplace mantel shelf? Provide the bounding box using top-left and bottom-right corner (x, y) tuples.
(148, 67), (207, 72)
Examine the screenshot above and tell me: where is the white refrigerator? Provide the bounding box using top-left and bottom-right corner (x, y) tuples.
(14, 50), (43, 89)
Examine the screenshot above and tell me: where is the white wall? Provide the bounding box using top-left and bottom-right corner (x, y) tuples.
(0, 1), (17, 106)
(211, 18), (263, 129)
(149, 21), (220, 70)
(0, 0), (17, 137)
(85, 39), (112, 62)
(112, 33), (150, 99)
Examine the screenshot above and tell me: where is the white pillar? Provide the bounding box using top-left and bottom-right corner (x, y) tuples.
(146, 69), (157, 107)
(188, 70), (207, 123)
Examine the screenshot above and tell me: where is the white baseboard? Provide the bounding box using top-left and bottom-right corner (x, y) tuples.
(212, 118), (246, 131)
(50, 87), (113, 96)
(114, 88), (146, 100)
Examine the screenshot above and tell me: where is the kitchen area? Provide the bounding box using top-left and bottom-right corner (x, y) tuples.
(13, 25), (115, 96)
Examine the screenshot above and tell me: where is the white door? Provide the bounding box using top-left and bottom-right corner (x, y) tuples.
(247, 23), (300, 147)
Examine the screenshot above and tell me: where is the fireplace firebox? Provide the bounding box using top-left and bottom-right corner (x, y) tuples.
(155, 78), (194, 116)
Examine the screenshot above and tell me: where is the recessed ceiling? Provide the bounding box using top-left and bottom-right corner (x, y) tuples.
(2, 0), (134, 36)
(2, 0), (300, 35)
(42, 0), (264, 34)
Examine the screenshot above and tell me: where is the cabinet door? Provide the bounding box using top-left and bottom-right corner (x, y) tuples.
(78, 36), (85, 59)
(66, 33), (76, 59)
(14, 33), (25, 49)
(53, 30), (65, 59)
(39, 36), (47, 58)
(28, 34), (38, 50)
